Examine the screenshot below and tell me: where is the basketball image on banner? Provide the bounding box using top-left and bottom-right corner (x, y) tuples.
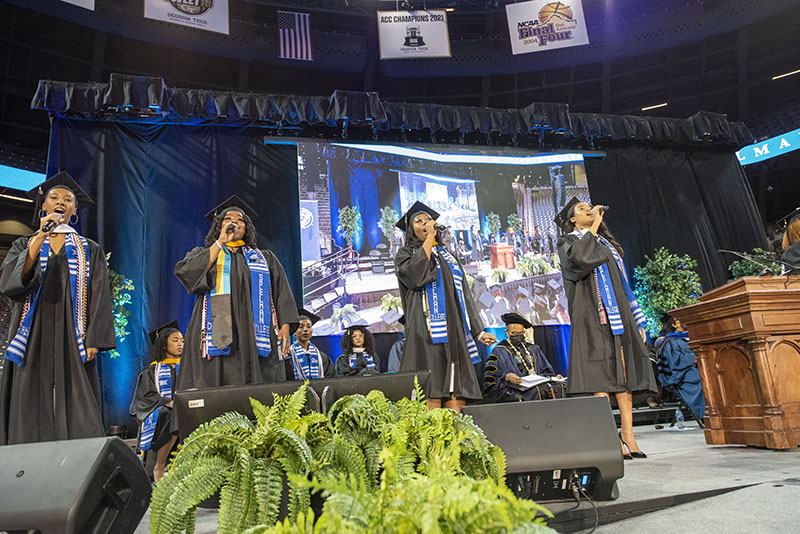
(377, 10), (451, 59)
(144, 0), (230, 35)
(506, 0), (589, 56)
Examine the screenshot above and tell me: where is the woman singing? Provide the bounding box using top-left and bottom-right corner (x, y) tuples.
(0, 172), (115, 444)
(336, 323), (380, 377)
(174, 195), (299, 389)
(394, 201), (497, 413)
(556, 197), (656, 459)
(130, 321), (182, 481)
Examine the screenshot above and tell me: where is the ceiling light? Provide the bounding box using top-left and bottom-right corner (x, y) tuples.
(772, 68), (800, 80)
(0, 193), (33, 203)
(641, 102), (668, 111)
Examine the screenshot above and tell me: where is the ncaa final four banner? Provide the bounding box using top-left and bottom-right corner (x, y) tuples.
(144, 0), (230, 35)
(377, 10), (451, 59)
(505, 0), (589, 55)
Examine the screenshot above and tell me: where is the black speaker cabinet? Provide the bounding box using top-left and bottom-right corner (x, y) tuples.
(0, 436), (151, 534)
(462, 397), (623, 501)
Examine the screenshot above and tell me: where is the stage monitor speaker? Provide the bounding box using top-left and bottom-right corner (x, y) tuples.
(462, 396), (623, 501)
(0, 436), (151, 534)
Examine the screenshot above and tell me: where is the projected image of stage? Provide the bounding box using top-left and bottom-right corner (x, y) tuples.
(297, 142), (591, 334)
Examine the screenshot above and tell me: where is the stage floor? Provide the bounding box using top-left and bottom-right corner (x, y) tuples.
(133, 422), (800, 533)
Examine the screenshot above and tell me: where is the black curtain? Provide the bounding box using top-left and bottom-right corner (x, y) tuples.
(45, 118), (300, 429)
(584, 146), (768, 290)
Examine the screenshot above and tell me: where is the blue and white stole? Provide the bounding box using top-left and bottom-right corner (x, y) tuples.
(348, 348), (376, 369)
(593, 234), (646, 335)
(6, 232), (90, 366)
(423, 246), (480, 364)
(290, 341), (323, 379)
(201, 246), (273, 359)
(139, 361), (178, 451)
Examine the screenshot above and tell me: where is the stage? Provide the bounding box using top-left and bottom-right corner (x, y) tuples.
(132, 421), (800, 534)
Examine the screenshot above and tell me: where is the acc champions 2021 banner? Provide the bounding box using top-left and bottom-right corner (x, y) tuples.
(506, 0), (589, 56)
(377, 10), (451, 59)
(144, 0), (230, 35)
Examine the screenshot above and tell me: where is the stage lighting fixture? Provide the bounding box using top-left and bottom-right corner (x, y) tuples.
(641, 102), (668, 111)
(772, 68), (800, 80)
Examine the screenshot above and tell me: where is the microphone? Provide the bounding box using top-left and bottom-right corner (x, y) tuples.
(434, 223), (447, 231)
(598, 205), (610, 212)
(717, 249), (776, 276)
(225, 223), (236, 234)
(41, 215), (64, 233)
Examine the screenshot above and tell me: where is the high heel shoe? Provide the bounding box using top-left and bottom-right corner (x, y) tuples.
(619, 432), (647, 459)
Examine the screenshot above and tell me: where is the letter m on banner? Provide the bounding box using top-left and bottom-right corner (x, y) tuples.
(278, 11), (314, 61)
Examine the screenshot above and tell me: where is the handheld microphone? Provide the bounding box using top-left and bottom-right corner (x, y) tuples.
(434, 223), (447, 231)
(41, 215), (64, 233)
(225, 223), (236, 233)
(599, 205), (610, 212)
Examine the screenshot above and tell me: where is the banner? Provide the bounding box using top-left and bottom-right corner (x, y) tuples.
(736, 127), (800, 166)
(377, 10), (451, 59)
(300, 200), (321, 263)
(505, 0), (589, 56)
(144, 0), (229, 35)
(61, 0), (95, 9)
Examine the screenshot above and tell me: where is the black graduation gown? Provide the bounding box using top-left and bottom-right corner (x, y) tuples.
(129, 364), (178, 452)
(335, 352), (381, 377)
(395, 245), (485, 400)
(0, 234), (115, 445)
(557, 232), (656, 395)
(174, 246), (299, 389)
(287, 344), (336, 380)
(484, 341), (565, 402)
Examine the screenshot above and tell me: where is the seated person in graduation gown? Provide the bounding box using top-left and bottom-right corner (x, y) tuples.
(386, 316), (406, 373)
(780, 212), (800, 274)
(484, 312), (566, 402)
(654, 314), (706, 423)
(129, 321), (182, 482)
(174, 195), (299, 390)
(0, 172), (115, 445)
(288, 308), (335, 380)
(336, 323), (381, 377)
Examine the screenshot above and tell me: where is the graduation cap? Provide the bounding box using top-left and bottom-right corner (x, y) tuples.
(501, 312), (533, 330)
(204, 195), (259, 222)
(148, 320), (180, 346)
(297, 307), (321, 325)
(516, 287), (530, 299)
(398, 315), (405, 326)
(553, 196), (581, 231)
(28, 171), (94, 226)
(395, 200), (440, 233)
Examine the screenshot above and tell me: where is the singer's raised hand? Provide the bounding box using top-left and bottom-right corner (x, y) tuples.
(39, 212), (63, 235)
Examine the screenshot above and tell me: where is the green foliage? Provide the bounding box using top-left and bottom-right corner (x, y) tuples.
(337, 206), (362, 246)
(105, 252), (134, 358)
(486, 212), (501, 236)
(329, 304), (360, 332)
(507, 213), (523, 233)
(633, 247), (703, 336)
(491, 267), (510, 283)
(379, 293), (402, 313)
(378, 206), (399, 241)
(153, 378), (555, 534)
(728, 248), (781, 279)
(517, 253), (556, 277)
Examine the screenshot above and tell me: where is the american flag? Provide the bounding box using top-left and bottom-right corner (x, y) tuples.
(277, 11), (313, 61)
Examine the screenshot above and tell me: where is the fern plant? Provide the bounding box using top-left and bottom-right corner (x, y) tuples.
(149, 385), (319, 534)
(517, 253), (554, 277)
(491, 266), (510, 283)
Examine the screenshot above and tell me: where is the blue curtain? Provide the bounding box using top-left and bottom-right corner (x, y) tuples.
(45, 119), (301, 429)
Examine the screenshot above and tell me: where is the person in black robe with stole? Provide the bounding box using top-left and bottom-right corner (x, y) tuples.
(335, 323), (381, 377)
(130, 321), (182, 481)
(484, 312), (566, 402)
(556, 197), (655, 459)
(288, 308), (335, 380)
(175, 196), (299, 389)
(394, 201), (497, 413)
(0, 172), (115, 445)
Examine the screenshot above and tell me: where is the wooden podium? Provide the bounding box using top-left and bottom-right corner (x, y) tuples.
(489, 244), (515, 270)
(671, 277), (800, 449)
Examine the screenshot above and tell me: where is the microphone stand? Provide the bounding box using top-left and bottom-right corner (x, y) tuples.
(717, 249), (797, 276)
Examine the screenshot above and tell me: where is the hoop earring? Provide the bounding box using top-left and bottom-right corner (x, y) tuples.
(39, 209), (47, 218)
(70, 214), (78, 225)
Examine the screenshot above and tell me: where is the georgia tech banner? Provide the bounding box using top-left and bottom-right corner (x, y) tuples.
(377, 10), (451, 60)
(144, 0), (230, 35)
(505, 0), (589, 56)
